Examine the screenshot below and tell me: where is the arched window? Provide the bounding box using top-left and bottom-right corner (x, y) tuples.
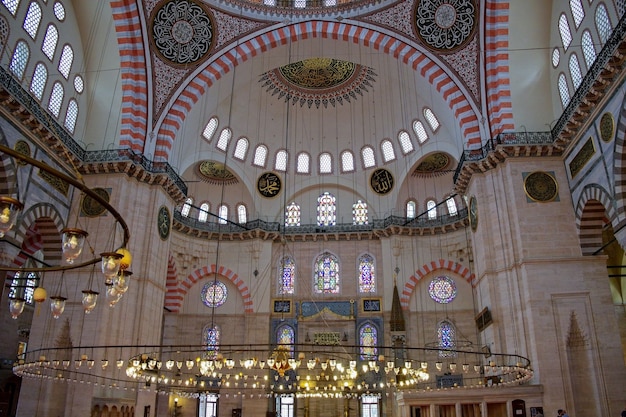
(313, 252), (339, 293)
(198, 202), (209, 222)
(361, 146), (375, 168)
(341, 150), (355, 173)
(426, 199), (437, 220)
(58, 44), (73, 79)
(41, 24), (58, 60)
(276, 324), (295, 356)
(275, 149), (288, 171)
(278, 256), (295, 294)
(8, 271), (37, 304)
(581, 30), (596, 69)
(595, 4), (612, 45)
(237, 204), (247, 224)
(202, 324), (220, 359)
(2, 0), (19, 15)
(296, 152), (310, 174)
(253, 145), (268, 167)
(352, 200), (368, 225)
(381, 139), (396, 162)
(233, 137), (248, 160)
(569, 0), (585, 28)
(202, 117), (218, 141)
(53, 1), (65, 20)
(406, 200), (416, 219)
(23, 2), (42, 39)
(64, 98), (78, 133)
(181, 197), (193, 217)
(319, 152), (332, 174)
(558, 73), (570, 107)
(317, 192), (336, 226)
(294, 0), (306, 8)
(413, 120), (429, 143)
(9, 40), (29, 80)
(30, 62), (47, 100)
(359, 323), (378, 360)
(216, 128), (231, 151)
(423, 108), (440, 131)
(559, 13), (572, 50)
(358, 254), (375, 293)
(264, 0), (276, 5)
(398, 130), (414, 154)
(48, 81), (64, 117)
(218, 205), (228, 224)
(285, 202), (300, 227)
(569, 54), (583, 89)
(437, 320), (457, 358)
(446, 196), (458, 216)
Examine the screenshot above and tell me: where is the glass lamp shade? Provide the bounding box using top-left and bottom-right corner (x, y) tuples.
(81, 290), (99, 314)
(50, 296), (67, 319)
(114, 270), (132, 294)
(100, 252), (123, 280)
(9, 297), (26, 319)
(61, 228), (88, 264)
(105, 284), (122, 307)
(0, 197), (23, 238)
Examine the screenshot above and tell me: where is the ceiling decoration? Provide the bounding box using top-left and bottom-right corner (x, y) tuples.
(414, 0), (477, 52)
(197, 161), (238, 185)
(151, 0), (215, 65)
(259, 58), (377, 108)
(413, 153), (452, 176)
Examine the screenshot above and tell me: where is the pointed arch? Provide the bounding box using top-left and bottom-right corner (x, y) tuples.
(155, 22), (482, 161)
(164, 264), (253, 313)
(400, 259), (475, 309)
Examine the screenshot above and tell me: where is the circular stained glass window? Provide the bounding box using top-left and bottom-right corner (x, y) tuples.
(201, 281), (227, 307)
(428, 276), (457, 304)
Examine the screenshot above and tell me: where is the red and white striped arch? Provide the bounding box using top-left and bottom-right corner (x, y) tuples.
(400, 259), (476, 309)
(164, 264), (253, 313)
(110, 0), (148, 153)
(154, 21), (482, 162)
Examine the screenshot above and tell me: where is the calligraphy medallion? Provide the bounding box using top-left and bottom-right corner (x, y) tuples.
(370, 168), (394, 195)
(524, 171), (559, 202)
(257, 172), (282, 198)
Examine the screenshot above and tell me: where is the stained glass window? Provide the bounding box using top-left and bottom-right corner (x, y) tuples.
(8, 271), (37, 304)
(314, 252), (339, 293)
(361, 394), (379, 417)
(201, 280), (228, 307)
(358, 254), (375, 293)
(428, 276), (457, 304)
(437, 320), (457, 358)
(278, 256), (295, 294)
(202, 325), (220, 359)
(352, 200), (368, 225)
(277, 325), (295, 346)
(359, 324), (378, 360)
(181, 197), (193, 217)
(317, 192), (336, 226)
(285, 202), (300, 227)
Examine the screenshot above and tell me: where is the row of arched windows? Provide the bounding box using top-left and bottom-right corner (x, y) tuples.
(406, 197), (458, 220)
(278, 252), (375, 295)
(3, 0), (81, 133)
(180, 198), (248, 224)
(556, 1), (615, 107)
(201, 108), (440, 174)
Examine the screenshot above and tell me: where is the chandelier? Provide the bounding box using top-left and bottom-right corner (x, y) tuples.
(0, 144), (132, 318)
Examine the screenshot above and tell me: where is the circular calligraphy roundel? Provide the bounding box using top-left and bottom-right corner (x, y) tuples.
(151, 0), (214, 65)
(370, 168), (394, 195)
(414, 0), (477, 51)
(257, 172), (282, 198)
